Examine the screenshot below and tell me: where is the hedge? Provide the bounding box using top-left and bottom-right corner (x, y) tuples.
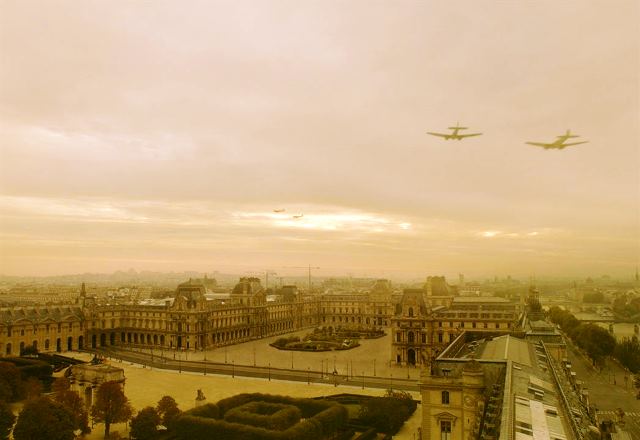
(224, 402), (301, 431)
(174, 393), (348, 440)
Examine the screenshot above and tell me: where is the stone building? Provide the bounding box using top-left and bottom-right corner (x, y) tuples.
(390, 288), (521, 366)
(1, 275), (521, 367)
(391, 289), (434, 366)
(0, 276), (394, 356)
(420, 332), (584, 440)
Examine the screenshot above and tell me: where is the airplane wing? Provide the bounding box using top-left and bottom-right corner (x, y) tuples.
(560, 141), (588, 147)
(426, 132), (448, 138)
(526, 142), (555, 148)
(458, 133), (482, 138)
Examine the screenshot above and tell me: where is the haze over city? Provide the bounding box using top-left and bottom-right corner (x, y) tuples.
(1, 0), (638, 277)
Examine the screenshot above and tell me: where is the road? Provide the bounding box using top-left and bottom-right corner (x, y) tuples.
(565, 336), (640, 439)
(92, 347), (420, 392)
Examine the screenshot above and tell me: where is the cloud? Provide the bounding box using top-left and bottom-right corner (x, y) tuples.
(0, 0), (638, 276)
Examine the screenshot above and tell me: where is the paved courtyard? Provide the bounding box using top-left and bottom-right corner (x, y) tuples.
(66, 352), (422, 440)
(152, 329), (423, 380)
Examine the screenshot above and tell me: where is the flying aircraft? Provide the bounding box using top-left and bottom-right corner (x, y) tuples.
(273, 209), (285, 213)
(292, 214), (304, 219)
(426, 123), (482, 140)
(526, 130), (588, 150)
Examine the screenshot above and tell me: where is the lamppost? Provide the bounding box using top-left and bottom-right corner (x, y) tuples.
(362, 371), (365, 390)
(291, 352), (294, 369)
(307, 367), (310, 385)
(204, 352), (207, 376)
(268, 362), (271, 381)
(225, 347), (228, 364)
(373, 359), (376, 376)
(232, 360), (235, 378)
(253, 347), (256, 367)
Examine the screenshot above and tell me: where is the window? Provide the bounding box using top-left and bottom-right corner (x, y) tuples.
(408, 307), (414, 317)
(441, 391), (450, 404)
(396, 333), (402, 342)
(440, 421), (452, 440)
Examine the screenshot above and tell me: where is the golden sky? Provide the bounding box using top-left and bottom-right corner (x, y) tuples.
(0, 0), (638, 278)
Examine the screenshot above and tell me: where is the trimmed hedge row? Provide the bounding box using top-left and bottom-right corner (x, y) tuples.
(188, 403), (220, 419)
(174, 393), (348, 440)
(224, 402), (301, 431)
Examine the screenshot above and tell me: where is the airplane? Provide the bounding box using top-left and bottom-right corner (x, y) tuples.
(292, 214), (304, 219)
(273, 209), (285, 213)
(526, 130), (588, 150)
(426, 123), (482, 140)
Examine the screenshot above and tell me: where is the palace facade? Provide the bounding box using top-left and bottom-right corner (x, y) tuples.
(1, 276), (522, 364)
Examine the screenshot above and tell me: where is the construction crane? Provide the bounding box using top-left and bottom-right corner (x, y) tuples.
(283, 265), (320, 293)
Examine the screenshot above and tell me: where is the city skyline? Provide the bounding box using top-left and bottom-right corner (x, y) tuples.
(1, 1), (638, 277)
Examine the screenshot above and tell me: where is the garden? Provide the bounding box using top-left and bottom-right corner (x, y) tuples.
(270, 326), (385, 352)
(172, 393), (349, 440)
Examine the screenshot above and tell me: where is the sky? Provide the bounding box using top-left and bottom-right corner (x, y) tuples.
(0, 0), (638, 279)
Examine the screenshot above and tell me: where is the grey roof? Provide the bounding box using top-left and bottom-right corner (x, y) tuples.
(478, 335), (534, 366)
(0, 306), (84, 325)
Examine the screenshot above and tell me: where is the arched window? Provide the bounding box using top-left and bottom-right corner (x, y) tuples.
(408, 307), (414, 317)
(442, 391), (450, 404)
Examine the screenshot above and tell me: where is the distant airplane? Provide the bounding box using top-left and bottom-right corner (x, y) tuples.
(526, 130), (588, 150)
(273, 209), (285, 213)
(292, 214), (304, 219)
(426, 123), (482, 140)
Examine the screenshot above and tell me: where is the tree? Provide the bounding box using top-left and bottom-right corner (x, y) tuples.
(23, 378), (42, 401)
(54, 389), (90, 435)
(156, 395), (180, 429)
(358, 392), (415, 435)
(0, 362), (23, 402)
(0, 401), (16, 440)
(13, 397), (74, 440)
(130, 407), (160, 440)
(91, 381), (133, 439)
(51, 377), (70, 396)
(616, 337), (640, 373)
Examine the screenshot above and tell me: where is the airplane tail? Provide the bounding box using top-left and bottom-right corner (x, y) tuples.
(564, 129), (579, 138)
(448, 122), (468, 130)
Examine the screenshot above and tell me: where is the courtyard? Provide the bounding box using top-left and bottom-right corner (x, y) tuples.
(152, 329), (423, 380)
(64, 352), (422, 440)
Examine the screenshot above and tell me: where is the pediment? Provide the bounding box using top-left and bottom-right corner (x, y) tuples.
(433, 411), (458, 422)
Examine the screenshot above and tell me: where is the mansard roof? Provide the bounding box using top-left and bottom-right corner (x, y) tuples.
(395, 288), (429, 316)
(0, 306), (84, 325)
